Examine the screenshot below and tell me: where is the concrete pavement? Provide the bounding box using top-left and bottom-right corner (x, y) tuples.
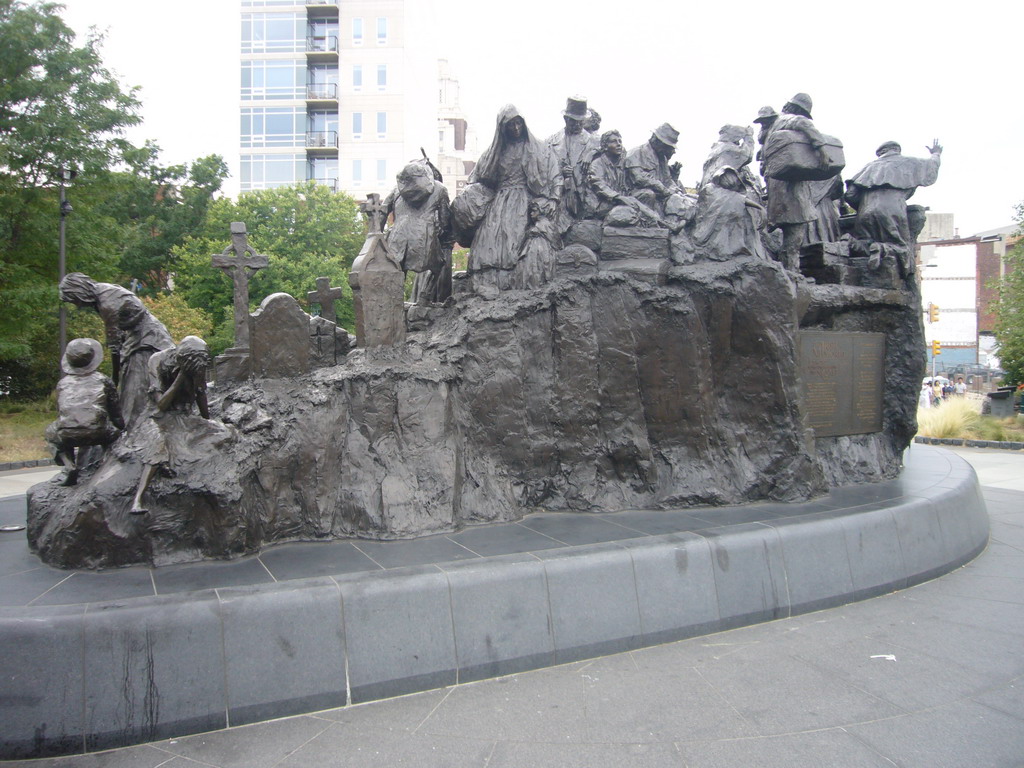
(2, 446), (1023, 767)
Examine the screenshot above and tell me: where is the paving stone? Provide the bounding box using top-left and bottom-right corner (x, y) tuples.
(152, 557), (273, 594)
(351, 535), (480, 568)
(846, 700), (1024, 767)
(692, 652), (904, 736)
(676, 728), (897, 767)
(410, 664), (588, 743)
(31, 568), (155, 606)
(154, 715), (334, 768)
(488, 740), (684, 767)
(578, 659), (759, 743)
(274, 720), (495, 768)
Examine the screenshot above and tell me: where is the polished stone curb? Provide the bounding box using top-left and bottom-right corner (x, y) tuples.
(0, 458), (55, 472)
(0, 448), (989, 760)
(914, 435), (1024, 450)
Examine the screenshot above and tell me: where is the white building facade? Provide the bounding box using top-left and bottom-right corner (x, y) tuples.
(240, 0), (438, 198)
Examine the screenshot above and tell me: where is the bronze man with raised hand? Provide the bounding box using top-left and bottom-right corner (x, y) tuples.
(846, 139), (943, 280)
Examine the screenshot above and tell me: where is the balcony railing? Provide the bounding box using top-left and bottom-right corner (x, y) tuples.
(306, 82), (338, 101)
(306, 35), (338, 54)
(309, 177), (338, 192)
(306, 131), (339, 149)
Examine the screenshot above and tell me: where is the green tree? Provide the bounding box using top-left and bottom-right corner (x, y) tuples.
(0, 0), (142, 396)
(993, 202), (1024, 386)
(103, 143), (228, 289)
(174, 182), (365, 354)
(0, 2), (229, 399)
(0, 0), (141, 347)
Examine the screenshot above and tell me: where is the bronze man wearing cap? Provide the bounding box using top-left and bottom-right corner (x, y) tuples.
(625, 123), (684, 217)
(45, 338), (124, 486)
(761, 93), (832, 271)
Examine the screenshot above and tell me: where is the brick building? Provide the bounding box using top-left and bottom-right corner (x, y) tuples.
(916, 216), (1018, 370)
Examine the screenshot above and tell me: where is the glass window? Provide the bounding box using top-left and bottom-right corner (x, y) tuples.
(307, 64), (338, 85)
(376, 112), (386, 135)
(352, 112), (362, 136)
(240, 60), (304, 100)
(240, 153), (304, 191)
(309, 157), (339, 188)
(352, 159), (362, 184)
(353, 65), (362, 88)
(352, 17), (363, 43)
(241, 107), (304, 148)
(307, 19), (338, 52)
(306, 65), (338, 99)
(377, 159), (387, 182)
(242, 13), (304, 54)
(376, 17), (387, 44)
(376, 64), (387, 88)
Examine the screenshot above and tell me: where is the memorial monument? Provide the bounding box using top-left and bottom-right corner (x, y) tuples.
(27, 92), (939, 569)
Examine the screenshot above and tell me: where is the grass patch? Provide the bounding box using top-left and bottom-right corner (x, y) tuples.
(0, 397), (55, 462)
(917, 396), (1024, 442)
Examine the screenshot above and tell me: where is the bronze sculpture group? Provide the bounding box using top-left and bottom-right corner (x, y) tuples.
(446, 93), (940, 295)
(36, 90), (943, 567)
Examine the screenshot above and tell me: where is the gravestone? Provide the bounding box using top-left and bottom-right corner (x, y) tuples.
(251, 293), (311, 378)
(307, 276), (344, 324)
(309, 315), (352, 367)
(211, 222), (268, 382)
(349, 194), (406, 348)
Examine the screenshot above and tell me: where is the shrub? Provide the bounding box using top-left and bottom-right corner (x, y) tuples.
(917, 397), (980, 438)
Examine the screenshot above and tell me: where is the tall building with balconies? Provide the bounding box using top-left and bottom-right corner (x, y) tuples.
(240, 0), (437, 198)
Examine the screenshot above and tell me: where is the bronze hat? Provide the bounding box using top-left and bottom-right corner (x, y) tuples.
(563, 96), (588, 121)
(753, 105), (778, 125)
(784, 93), (813, 114)
(652, 123), (680, 148)
(61, 338), (103, 376)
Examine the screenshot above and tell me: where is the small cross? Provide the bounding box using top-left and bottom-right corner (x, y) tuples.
(307, 276), (345, 324)
(211, 222), (268, 350)
(360, 193), (387, 233)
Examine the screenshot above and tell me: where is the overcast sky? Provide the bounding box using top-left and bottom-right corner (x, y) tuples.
(59, 0), (1023, 236)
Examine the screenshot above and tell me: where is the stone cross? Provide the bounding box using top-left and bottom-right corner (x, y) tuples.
(307, 276), (344, 324)
(360, 193), (387, 233)
(211, 222), (268, 350)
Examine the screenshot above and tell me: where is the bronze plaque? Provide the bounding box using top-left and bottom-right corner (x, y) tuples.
(799, 331), (885, 437)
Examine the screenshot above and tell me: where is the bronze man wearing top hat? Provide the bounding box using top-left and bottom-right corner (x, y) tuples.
(547, 95), (600, 232)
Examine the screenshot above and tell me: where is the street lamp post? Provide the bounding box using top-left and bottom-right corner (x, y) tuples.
(57, 169), (74, 356)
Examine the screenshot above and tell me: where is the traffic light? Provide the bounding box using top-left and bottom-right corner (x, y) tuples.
(932, 340), (941, 356)
(928, 304), (940, 323)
